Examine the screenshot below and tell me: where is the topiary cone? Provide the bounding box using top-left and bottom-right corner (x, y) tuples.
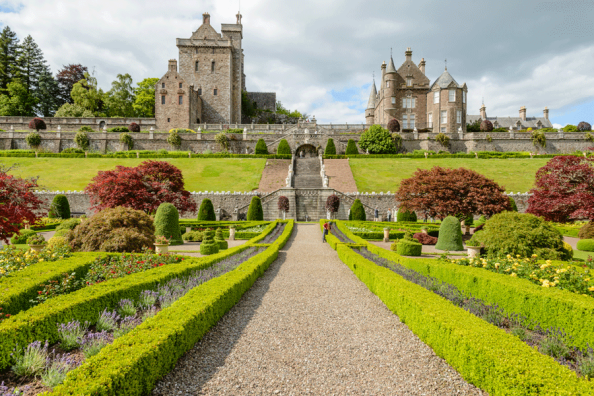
(247, 196), (264, 221)
(48, 194), (71, 219)
(154, 203), (183, 245)
(350, 199), (366, 221)
(197, 198), (216, 221)
(435, 216), (464, 251)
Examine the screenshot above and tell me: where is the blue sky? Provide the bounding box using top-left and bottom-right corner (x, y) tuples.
(1, 0), (593, 125)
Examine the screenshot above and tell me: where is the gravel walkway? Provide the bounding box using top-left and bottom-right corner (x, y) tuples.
(153, 224), (485, 395)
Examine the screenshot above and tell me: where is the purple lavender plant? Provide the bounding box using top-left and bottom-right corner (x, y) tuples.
(96, 309), (120, 332)
(41, 352), (78, 388)
(11, 340), (49, 377)
(80, 331), (110, 358)
(0, 382), (27, 395)
(118, 299), (137, 317)
(138, 290), (159, 309)
(113, 317), (137, 339)
(57, 320), (88, 351)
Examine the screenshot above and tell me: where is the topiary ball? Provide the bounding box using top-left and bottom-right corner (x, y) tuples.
(154, 203), (183, 246)
(128, 122), (140, 132)
(435, 216), (464, 251)
(577, 239), (594, 252)
(247, 196), (264, 221)
(197, 198), (216, 221)
(397, 239), (422, 256)
(350, 199), (366, 221)
(480, 120), (493, 132)
(48, 194), (71, 219)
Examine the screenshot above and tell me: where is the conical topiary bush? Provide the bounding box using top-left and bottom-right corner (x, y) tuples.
(276, 139), (291, 155)
(345, 139), (358, 155)
(255, 138), (268, 154)
(324, 138), (336, 155)
(197, 198), (216, 221)
(200, 229), (219, 255)
(215, 228), (228, 250)
(247, 196), (264, 221)
(48, 194), (71, 219)
(154, 203), (183, 245)
(350, 199), (366, 221)
(435, 216), (464, 251)
(397, 209), (417, 222)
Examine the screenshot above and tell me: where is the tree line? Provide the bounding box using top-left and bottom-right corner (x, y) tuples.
(0, 26), (158, 118)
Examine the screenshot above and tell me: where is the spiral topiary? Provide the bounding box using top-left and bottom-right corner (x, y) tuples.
(480, 120), (493, 132)
(154, 202), (183, 246)
(247, 196), (264, 221)
(435, 216), (464, 251)
(215, 228), (228, 250)
(197, 198), (216, 221)
(200, 229), (219, 255)
(48, 194), (71, 219)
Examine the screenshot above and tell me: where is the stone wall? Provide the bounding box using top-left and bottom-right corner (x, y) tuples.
(246, 92), (276, 112)
(0, 117), (155, 132)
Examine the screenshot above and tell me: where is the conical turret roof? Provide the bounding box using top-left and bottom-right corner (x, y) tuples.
(386, 57), (397, 74)
(366, 81), (377, 110)
(430, 69), (459, 90)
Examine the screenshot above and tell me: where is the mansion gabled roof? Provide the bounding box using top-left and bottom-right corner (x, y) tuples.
(466, 115), (553, 129)
(430, 69), (459, 90)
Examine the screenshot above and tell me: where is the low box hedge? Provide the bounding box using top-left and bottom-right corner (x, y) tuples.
(0, 252), (103, 315)
(335, 244), (593, 394)
(47, 220), (293, 395)
(577, 239), (594, 252)
(0, 222), (282, 370)
(334, 220), (594, 350)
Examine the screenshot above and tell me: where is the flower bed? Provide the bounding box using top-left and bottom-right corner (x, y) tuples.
(0, 245), (71, 278)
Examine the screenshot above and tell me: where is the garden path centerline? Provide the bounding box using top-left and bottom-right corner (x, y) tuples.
(153, 224), (484, 395)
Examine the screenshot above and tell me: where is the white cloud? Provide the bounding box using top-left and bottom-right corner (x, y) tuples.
(553, 123), (565, 129)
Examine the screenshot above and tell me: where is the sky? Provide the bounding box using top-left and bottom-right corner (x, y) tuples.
(1, 0), (593, 126)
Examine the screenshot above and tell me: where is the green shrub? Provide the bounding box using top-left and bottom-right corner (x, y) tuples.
(350, 199), (366, 221)
(154, 203), (183, 246)
(577, 239), (594, 252)
(345, 139), (358, 155)
(397, 209), (417, 222)
(561, 241), (573, 260)
(247, 196), (264, 221)
(435, 216), (464, 251)
(531, 130), (546, 148)
(324, 138), (336, 155)
(61, 148), (85, 154)
(74, 131), (90, 151)
(107, 127), (129, 132)
(119, 133), (134, 150)
(197, 198), (216, 221)
(358, 124), (396, 154)
(397, 239), (422, 256)
(200, 230), (219, 255)
(480, 212), (564, 259)
(276, 139), (291, 155)
(509, 196), (518, 212)
(55, 218), (81, 232)
(67, 207), (155, 252)
(578, 222), (594, 239)
(255, 139), (268, 154)
(77, 126), (93, 132)
(435, 133), (450, 148)
(182, 231), (203, 242)
(167, 130), (182, 149)
(563, 124), (579, 132)
(47, 236), (69, 250)
(26, 234), (46, 245)
(215, 229), (228, 250)
(25, 132), (41, 149)
(54, 229), (70, 238)
(474, 215), (487, 227)
(10, 229), (37, 244)
(48, 195), (71, 219)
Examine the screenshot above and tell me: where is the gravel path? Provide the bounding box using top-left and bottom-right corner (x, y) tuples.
(153, 224), (485, 395)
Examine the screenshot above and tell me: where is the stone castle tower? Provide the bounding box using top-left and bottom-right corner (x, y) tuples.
(366, 48), (468, 133)
(155, 12), (249, 130)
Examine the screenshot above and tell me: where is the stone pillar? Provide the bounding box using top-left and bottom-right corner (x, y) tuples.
(215, 207), (221, 221)
(197, 127), (202, 140)
(243, 127), (247, 140)
(558, 129), (564, 139)
(149, 127), (154, 139)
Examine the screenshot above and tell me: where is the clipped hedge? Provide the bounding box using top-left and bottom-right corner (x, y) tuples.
(154, 203), (183, 245)
(247, 196), (264, 221)
(435, 216), (464, 251)
(396, 209), (417, 222)
(577, 239), (594, 252)
(10, 229), (37, 244)
(48, 221), (293, 395)
(197, 198), (216, 221)
(396, 239), (422, 256)
(335, 244), (593, 395)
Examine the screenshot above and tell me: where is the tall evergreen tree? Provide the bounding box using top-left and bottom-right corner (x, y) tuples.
(0, 26), (21, 94)
(17, 35), (46, 97)
(56, 64), (88, 105)
(37, 70), (61, 116)
(104, 73), (135, 117)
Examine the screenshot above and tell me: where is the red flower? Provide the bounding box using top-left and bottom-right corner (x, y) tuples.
(159, 263), (164, 266)
(38, 291), (42, 294)
(6, 314), (10, 318)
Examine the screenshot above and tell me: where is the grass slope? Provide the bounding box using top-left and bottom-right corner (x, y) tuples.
(349, 158), (549, 193)
(0, 158), (265, 192)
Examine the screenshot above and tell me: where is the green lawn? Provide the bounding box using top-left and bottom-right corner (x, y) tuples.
(0, 158), (266, 192)
(349, 158), (550, 193)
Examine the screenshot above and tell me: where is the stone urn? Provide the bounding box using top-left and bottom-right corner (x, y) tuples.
(229, 227), (236, 241)
(383, 228), (390, 243)
(467, 246), (481, 258)
(154, 244), (169, 254)
(28, 244), (45, 253)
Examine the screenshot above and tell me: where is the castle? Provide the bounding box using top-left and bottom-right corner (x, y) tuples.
(366, 48), (553, 131)
(155, 12), (276, 130)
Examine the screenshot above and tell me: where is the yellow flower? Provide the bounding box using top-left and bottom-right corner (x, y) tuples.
(532, 254), (538, 258)
(511, 273), (517, 277)
(542, 280), (551, 288)
(495, 263), (500, 269)
(589, 286), (594, 292)
(507, 254), (512, 259)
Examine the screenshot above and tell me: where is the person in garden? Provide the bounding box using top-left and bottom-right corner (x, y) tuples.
(374, 207), (379, 222)
(387, 209), (392, 222)
(323, 221), (332, 243)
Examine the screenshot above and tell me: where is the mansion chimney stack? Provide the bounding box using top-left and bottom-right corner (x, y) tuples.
(480, 104), (487, 120)
(519, 106), (527, 121)
(543, 107), (549, 120)
(168, 59), (177, 72)
(381, 61), (386, 79)
(203, 12), (211, 25)
(405, 47), (412, 61)
(418, 58), (426, 74)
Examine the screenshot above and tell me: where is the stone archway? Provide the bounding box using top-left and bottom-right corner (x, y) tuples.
(295, 144), (318, 158)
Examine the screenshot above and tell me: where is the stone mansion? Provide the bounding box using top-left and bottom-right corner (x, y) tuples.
(366, 48), (553, 131)
(154, 12), (276, 130)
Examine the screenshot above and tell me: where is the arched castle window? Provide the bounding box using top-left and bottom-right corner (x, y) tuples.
(195, 61), (199, 72)
(211, 61), (215, 73)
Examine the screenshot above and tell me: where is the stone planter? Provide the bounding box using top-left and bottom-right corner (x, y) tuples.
(467, 246), (481, 258)
(465, 225), (470, 235)
(154, 244), (169, 254)
(28, 244), (45, 253)
(229, 228), (236, 241)
(383, 228), (390, 243)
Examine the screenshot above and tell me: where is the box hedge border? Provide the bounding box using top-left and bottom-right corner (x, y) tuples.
(0, 151), (291, 160)
(334, 220), (594, 350)
(0, 221), (281, 370)
(334, 243), (593, 395)
(46, 220), (293, 395)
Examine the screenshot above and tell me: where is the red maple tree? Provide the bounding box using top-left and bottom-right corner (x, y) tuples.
(326, 194), (340, 214)
(0, 166), (44, 243)
(395, 166), (510, 219)
(527, 156), (594, 222)
(85, 160), (196, 215)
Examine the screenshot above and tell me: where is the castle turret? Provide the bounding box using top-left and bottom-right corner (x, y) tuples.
(365, 81), (377, 125)
(386, 56), (397, 74)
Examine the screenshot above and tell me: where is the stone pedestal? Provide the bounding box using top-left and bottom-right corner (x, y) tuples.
(229, 228), (236, 241)
(383, 228), (390, 243)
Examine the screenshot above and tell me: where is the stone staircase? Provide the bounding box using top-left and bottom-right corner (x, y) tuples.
(294, 157), (323, 188)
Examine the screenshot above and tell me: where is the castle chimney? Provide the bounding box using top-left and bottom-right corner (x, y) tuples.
(543, 106), (549, 120)
(480, 104), (487, 120)
(381, 61), (386, 79)
(168, 59), (177, 72)
(519, 106), (526, 121)
(405, 47), (412, 61)
(418, 58), (426, 74)
(203, 12), (211, 25)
